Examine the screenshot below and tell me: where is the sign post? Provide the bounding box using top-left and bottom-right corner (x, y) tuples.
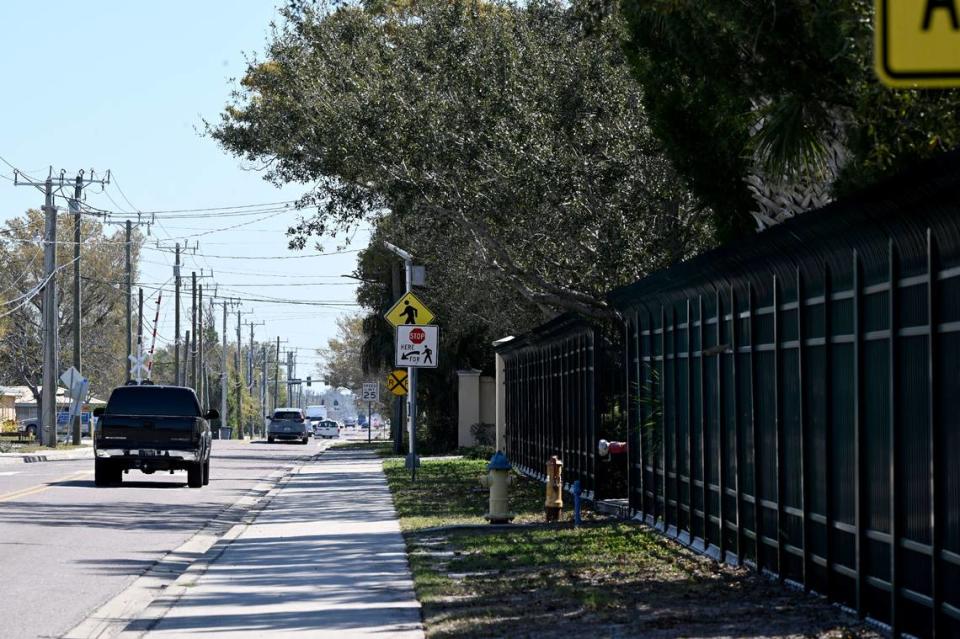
(384, 285), (437, 480)
(361, 382), (379, 444)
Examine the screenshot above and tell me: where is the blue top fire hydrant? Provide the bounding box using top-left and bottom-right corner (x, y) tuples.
(484, 451), (515, 524)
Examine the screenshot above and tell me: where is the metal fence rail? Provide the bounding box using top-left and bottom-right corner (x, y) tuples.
(610, 152), (960, 638)
(497, 316), (600, 499)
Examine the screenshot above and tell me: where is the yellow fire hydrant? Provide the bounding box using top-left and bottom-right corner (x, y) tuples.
(545, 455), (563, 522)
(484, 451), (515, 524)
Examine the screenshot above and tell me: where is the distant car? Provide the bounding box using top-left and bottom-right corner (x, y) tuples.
(314, 420), (339, 439)
(267, 408), (309, 444)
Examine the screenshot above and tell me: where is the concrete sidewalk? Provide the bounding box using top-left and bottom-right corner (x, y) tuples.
(124, 447), (424, 638)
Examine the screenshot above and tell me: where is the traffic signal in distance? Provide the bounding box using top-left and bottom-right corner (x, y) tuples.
(306, 376), (312, 387)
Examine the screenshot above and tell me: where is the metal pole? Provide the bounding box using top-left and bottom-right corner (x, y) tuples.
(71, 175), (82, 445)
(261, 344), (268, 438)
(137, 288), (144, 353)
(248, 323), (256, 389)
(191, 272), (197, 390)
(236, 309), (243, 438)
(174, 243), (180, 385)
(383, 241), (418, 479)
(197, 287), (205, 396)
(368, 401), (372, 444)
(405, 258), (417, 480)
(273, 337), (280, 413)
(41, 174), (58, 448)
(125, 220), (132, 377)
(221, 302), (228, 438)
(182, 331), (190, 387)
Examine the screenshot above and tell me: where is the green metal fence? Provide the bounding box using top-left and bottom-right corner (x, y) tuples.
(498, 316), (603, 499)
(610, 153), (960, 638)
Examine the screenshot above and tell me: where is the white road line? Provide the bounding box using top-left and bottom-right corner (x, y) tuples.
(0, 471), (20, 476)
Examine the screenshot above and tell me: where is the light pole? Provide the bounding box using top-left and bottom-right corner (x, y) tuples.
(383, 241), (418, 479)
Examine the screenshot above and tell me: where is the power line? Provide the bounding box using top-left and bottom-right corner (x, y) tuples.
(153, 248), (361, 261)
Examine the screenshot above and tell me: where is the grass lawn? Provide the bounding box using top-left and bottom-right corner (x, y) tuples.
(383, 456), (881, 639)
(333, 440), (399, 457)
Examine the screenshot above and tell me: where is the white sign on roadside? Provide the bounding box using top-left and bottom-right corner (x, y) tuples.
(361, 382), (379, 402)
(395, 325), (439, 368)
(60, 366), (82, 392)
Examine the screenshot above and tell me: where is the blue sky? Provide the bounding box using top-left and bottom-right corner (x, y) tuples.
(0, 1), (370, 383)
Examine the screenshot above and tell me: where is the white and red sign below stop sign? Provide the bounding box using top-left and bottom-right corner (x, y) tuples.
(395, 325), (439, 368)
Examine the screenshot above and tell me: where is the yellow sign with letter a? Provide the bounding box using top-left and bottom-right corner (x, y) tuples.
(876, 0), (960, 87)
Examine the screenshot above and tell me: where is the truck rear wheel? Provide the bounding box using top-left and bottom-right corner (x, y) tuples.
(202, 460), (210, 485)
(187, 461), (204, 488)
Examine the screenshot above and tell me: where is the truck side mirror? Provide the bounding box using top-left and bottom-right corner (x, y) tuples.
(93, 407), (105, 417)
(205, 409), (220, 421)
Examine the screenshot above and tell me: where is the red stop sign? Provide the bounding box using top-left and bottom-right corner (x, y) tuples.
(409, 328), (426, 344)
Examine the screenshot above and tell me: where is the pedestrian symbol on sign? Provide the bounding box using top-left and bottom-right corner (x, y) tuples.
(401, 301), (418, 324)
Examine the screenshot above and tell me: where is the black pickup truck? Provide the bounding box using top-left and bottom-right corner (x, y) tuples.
(93, 384), (217, 488)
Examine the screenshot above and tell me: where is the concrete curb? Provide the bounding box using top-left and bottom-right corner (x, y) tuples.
(0, 446), (94, 464)
(65, 443), (332, 639)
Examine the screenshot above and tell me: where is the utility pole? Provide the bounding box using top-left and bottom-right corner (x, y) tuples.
(212, 298), (239, 437)
(235, 308), (251, 438)
(261, 344), (268, 437)
(286, 350), (295, 409)
(182, 330), (190, 387)
(174, 243), (180, 385)
(41, 172), (57, 448)
(69, 170), (108, 444)
(137, 288), (144, 354)
(222, 302), (229, 435)
(16, 168), (108, 446)
(190, 272), (197, 390)
(243, 321), (265, 391)
(198, 283), (205, 405)
(273, 337), (281, 412)
(126, 220), (132, 372)
(103, 215), (151, 382)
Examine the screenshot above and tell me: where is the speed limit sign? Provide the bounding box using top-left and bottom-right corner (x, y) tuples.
(361, 382), (379, 402)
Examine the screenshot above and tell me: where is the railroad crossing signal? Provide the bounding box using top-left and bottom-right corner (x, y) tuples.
(384, 292), (436, 328)
(128, 346), (149, 383)
(386, 369), (408, 396)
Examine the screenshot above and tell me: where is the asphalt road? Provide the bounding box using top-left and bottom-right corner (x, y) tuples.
(0, 439), (326, 639)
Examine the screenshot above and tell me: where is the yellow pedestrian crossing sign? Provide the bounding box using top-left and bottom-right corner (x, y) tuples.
(876, 0), (960, 87)
(384, 292), (435, 328)
(386, 369), (409, 396)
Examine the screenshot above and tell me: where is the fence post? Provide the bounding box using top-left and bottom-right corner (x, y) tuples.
(823, 263), (835, 600)
(686, 298), (694, 543)
(731, 284), (744, 564)
(927, 229), (942, 637)
(749, 282), (763, 570)
(888, 240), (900, 637)
(797, 267), (811, 592)
(774, 274), (785, 581)
(699, 295), (709, 549)
(717, 287), (727, 561)
(853, 249), (866, 616)
(672, 305), (682, 534)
